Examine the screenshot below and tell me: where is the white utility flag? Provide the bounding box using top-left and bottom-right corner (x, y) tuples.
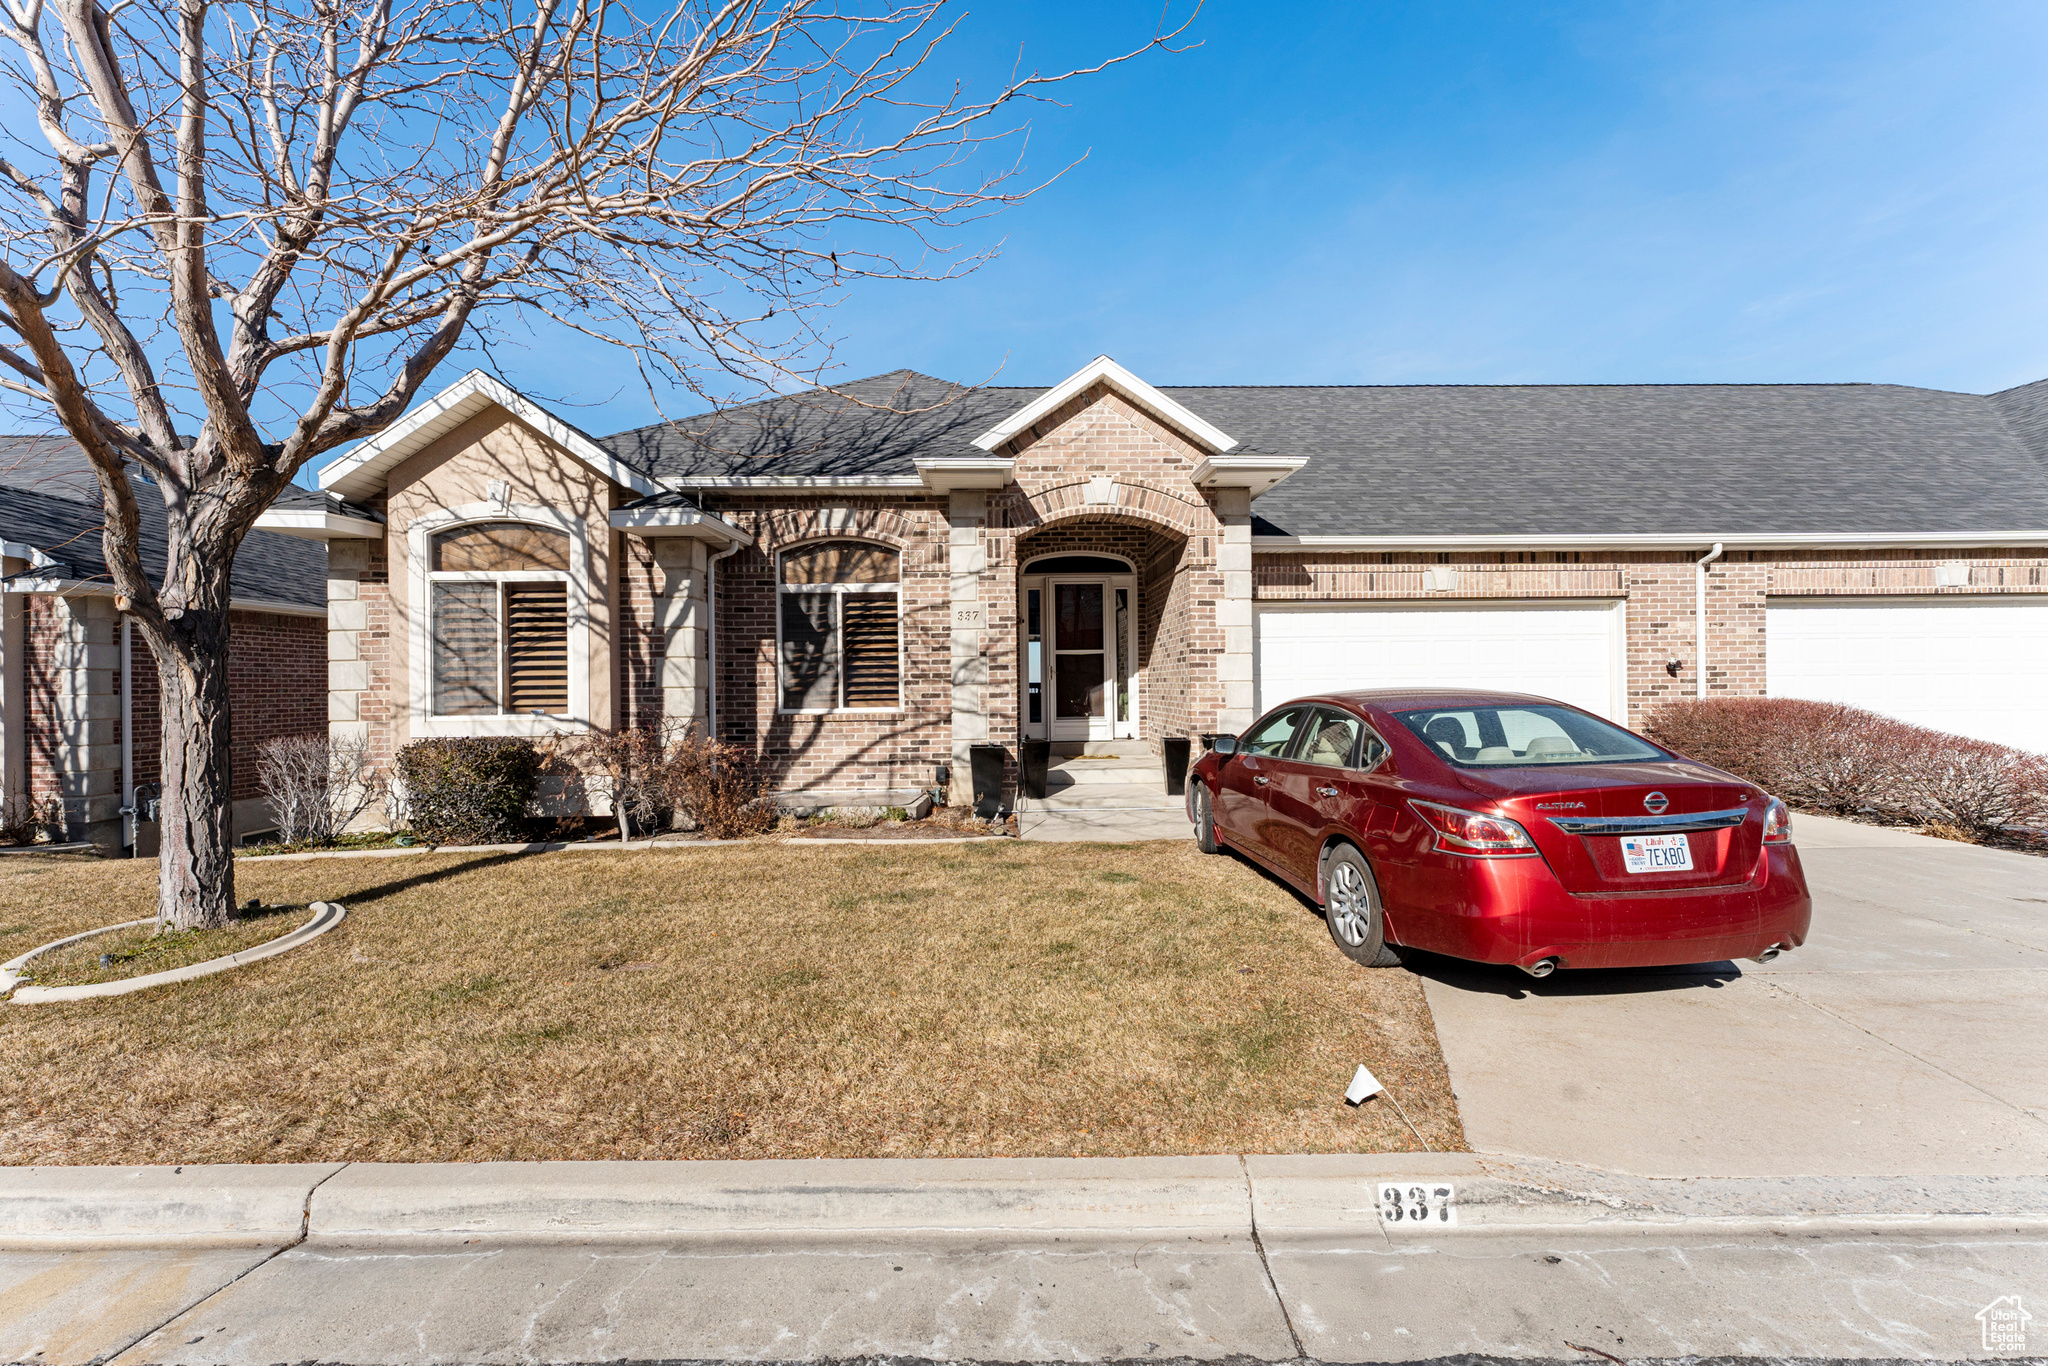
(1345, 1065), (1383, 1106)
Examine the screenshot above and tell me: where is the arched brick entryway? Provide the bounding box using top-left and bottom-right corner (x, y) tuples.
(1007, 514), (1205, 751)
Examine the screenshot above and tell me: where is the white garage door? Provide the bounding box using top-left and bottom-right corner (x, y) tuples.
(1254, 600), (1625, 720)
(1767, 597), (2048, 753)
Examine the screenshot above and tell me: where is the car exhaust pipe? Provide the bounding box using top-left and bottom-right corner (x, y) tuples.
(1520, 956), (1561, 979)
(1750, 943), (1784, 964)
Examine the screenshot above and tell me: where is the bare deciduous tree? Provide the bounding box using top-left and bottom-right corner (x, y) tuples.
(254, 730), (384, 844)
(0, 0), (1185, 925)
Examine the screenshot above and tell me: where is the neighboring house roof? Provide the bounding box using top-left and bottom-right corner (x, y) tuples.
(602, 371), (2048, 541)
(0, 442), (327, 614)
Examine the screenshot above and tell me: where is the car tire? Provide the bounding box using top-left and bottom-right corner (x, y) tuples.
(1191, 781), (1221, 854)
(1323, 844), (1401, 967)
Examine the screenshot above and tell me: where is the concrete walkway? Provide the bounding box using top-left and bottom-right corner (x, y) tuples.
(1420, 813), (2048, 1176)
(1018, 753), (1192, 841)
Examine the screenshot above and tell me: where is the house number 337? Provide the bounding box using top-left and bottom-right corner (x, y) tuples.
(953, 605), (984, 627)
(1377, 1183), (1457, 1225)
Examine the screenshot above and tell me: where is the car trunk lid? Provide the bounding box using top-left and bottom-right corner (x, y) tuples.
(1462, 761), (1765, 893)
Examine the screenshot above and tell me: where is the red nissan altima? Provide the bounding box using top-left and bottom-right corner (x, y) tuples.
(1187, 689), (1812, 975)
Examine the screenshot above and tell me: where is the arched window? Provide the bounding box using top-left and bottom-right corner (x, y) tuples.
(428, 520), (572, 716)
(779, 541), (900, 711)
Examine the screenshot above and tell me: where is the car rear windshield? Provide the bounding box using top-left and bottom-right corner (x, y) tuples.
(1394, 704), (1667, 767)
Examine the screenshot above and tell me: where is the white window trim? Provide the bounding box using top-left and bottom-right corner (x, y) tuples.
(409, 502), (592, 737)
(775, 539), (905, 715)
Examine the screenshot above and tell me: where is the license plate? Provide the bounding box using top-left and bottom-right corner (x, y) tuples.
(1620, 832), (1693, 873)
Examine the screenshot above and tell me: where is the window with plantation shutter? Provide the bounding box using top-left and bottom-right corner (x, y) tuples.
(778, 540), (900, 711)
(428, 520), (574, 718)
(505, 583), (569, 713)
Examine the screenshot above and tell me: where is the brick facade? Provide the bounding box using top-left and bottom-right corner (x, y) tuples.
(694, 493), (952, 797)
(316, 382), (2048, 819)
(16, 594), (325, 845)
(1254, 547), (2048, 728)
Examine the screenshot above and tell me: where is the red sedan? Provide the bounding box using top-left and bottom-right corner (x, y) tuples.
(1187, 689), (1811, 975)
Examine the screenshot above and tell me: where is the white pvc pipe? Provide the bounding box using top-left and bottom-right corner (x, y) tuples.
(1694, 542), (1725, 699)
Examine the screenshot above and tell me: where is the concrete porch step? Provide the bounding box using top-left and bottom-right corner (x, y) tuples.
(1034, 782), (1184, 811)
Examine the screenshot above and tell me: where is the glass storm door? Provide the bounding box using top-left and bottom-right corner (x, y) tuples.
(1052, 580), (1114, 741)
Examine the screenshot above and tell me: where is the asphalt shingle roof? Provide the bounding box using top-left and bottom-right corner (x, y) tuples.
(603, 371), (2048, 538)
(0, 439), (327, 610)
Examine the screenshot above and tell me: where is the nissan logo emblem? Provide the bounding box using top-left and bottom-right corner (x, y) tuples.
(1643, 791), (1669, 815)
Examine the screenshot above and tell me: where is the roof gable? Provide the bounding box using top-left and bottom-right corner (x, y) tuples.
(319, 370), (658, 501)
(971, 355), (1240, 455)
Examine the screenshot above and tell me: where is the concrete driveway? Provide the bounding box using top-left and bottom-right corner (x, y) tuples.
(1419, 813), (2048, 1177)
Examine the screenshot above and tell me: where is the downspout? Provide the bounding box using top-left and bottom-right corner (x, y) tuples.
(1694, 542), (1724, 700)
(120, 616), (134, 853)
(706, 538), (743, 741)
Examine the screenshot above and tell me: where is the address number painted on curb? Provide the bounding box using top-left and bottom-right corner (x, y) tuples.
(1378, 1183), (1457, 1226)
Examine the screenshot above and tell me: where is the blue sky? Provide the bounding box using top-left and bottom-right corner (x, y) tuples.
(491, 0), (2048, 438)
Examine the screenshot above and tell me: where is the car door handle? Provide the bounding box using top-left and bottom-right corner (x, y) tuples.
(1316, 786), (1339, 797)
(1254, 775), (1270, 785)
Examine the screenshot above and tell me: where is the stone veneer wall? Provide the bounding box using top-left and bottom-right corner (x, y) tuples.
(326, 536), (397, 818)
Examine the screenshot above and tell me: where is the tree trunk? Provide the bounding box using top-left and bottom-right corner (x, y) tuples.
(146, 609), (237, 930)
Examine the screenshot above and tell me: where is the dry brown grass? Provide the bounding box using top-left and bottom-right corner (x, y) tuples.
(0, 841), (1464, 1165)
(24, 903), (307, 988)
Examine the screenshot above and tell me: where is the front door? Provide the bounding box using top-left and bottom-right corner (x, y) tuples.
(1021, 572), (1139, 743)
(1051, 579), (1114, 742)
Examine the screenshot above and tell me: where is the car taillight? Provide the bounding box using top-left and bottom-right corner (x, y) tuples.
(1410, 799), (1538, 856)
(1763, 797), (1792, 844)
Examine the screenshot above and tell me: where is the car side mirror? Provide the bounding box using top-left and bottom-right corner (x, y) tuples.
(1211, 735), (1238, 757)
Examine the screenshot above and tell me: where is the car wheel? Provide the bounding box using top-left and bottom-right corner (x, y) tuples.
(1324, 844), (1400, 967)
(1191, 782), (1220, 854)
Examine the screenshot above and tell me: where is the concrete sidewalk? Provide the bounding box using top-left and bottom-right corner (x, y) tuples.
(4, 1154), (2045, 1364)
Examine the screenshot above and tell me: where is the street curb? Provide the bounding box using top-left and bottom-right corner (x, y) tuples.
(5, 1154), (2046, 1249)
(0, 1164), (344, 1248)
(308, 1157), (1250, 1243)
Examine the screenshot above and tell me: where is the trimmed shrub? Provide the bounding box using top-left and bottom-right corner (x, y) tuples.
(1644, 698), (2048, 837)
(568, 725), (673, 840)
(662, 729), (776, 839)
(394, 737), (543, 845)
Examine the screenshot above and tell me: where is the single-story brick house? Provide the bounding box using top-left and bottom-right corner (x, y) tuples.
(276, 356), (2048, 818)
(0, 436), (329, 849)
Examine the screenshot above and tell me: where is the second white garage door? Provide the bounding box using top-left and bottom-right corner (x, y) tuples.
(1766, 596), (2048, 752)
(1254, 600), (1625, 720)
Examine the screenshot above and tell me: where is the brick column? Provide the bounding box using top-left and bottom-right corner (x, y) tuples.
(1214, 487), (1255, 733)
(44, 593), (122, 845)
(654, 539), (710, 728)
(948, 489), (989, 805)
